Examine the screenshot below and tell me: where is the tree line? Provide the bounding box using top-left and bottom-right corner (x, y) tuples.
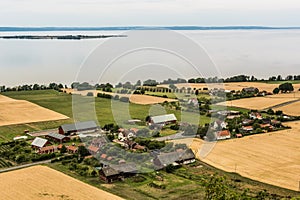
(0, 83), (66, 92)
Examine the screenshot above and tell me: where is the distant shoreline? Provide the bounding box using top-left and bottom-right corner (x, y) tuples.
(0, 35), (127, 40)
(0, 26), (300, 32)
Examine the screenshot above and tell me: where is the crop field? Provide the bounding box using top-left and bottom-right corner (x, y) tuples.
(0, 90), (210, 142)
(274, 100), (300, 116)
(0, 165), (123, 200)
(0, 95), (69, 126)
(64, 89), (178, 105)
(187, 121), (300, 191)
(160, 82), (300, 93)
(217, 96), (299, 110)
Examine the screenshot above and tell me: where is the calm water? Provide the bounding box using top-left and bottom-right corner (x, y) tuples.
(0, 30), (300, 86)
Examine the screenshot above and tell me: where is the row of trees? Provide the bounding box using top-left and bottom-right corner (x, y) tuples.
(1, 83), (66, 92)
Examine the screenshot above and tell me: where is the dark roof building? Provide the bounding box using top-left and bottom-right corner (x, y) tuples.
(46, 132), (70, 143)
(58, 121), (99, 135)
(99, 163), (137, 183)
(154, 148), (195, 169)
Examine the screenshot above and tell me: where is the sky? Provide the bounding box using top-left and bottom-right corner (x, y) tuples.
(0, 0), (300, 27)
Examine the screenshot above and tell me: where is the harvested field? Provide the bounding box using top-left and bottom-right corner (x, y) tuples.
(217, 96), (299, 110)
(160, 82), (300, 93)
(0, 165), (123, 200)
(187, 121), (300, 191)
(275, 100), (300, 116)
(0, 95), (69, 126)
(63, 89), (178, 105)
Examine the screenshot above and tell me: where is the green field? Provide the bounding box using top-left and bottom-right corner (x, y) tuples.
(0, 90), (211, 142)
(262, 80), (300, 84)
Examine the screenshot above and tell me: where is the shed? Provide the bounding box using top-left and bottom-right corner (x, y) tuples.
(150, 114), (177, 125)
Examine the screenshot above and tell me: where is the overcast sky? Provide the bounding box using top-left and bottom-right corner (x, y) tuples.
(1, 0), (300, 26)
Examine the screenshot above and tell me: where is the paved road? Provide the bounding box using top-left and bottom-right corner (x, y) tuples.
(154, 131), (195, 141)
(0, 159), (52, 173)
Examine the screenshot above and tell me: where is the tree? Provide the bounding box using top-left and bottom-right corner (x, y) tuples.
(273, 87), (280, 94)
(60, 145), (67, 153)
(276, 75), (282, 81)
(91, 170), (97, 177)
(169, 84), (177, 90)
(279, 82), (294, 93)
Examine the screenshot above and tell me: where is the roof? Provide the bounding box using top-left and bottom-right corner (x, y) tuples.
(47, 132), (68, 140)
(67, 145), (78, 152)
(156, 149), (195, 167)
(102, 163), (137, 177)
(151, 114), (177, 124)
(88, 145), (100, 153)
(39, 145), (56, 152)
(217, 130), (231, 137)
(60, 121), (98, 132)
(31, 137), (48, 148)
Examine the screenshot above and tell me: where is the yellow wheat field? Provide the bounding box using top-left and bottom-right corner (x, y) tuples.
(187, 121), (300, 191)
(0, 95), (69, 126)
(0, 165), (123, 200)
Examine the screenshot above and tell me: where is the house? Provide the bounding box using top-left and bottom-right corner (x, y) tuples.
(88, 145), (100, 154)
(153, 148), (195, 169)
(118, 129), (135, 141)
(216, 130), (231, 140)
(242, 87), (259, 93)
(148, 114), (177, 126)
(242, 119), (253, 126)
(67, 145), (78, 153)
(58, 121), (99, 135)
(99, 163), (137, 183)
(46, 133), (70, 143)
(236, 133), (243, 138)
(213, 120), (227, 130)
(31, 137), (49, 149)
(249, 112), (262, 120)
(241, 126), (254, 133)
(260, 124), (274, 130)
(38, 145), (57, 154)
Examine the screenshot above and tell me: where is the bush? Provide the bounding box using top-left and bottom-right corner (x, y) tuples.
(119, 97), (129, 102)
(87, 92), (94, 96)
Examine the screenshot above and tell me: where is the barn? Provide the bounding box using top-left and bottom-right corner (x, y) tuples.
(149, 114), (177, 126)
(99, 163), (137, 183)
(46, 133), (70, 143)
(58, 121), (99, 135)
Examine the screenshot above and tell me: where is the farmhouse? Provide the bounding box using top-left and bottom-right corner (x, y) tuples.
(99, 163), (138, 183)
(241, 126), (254, 133)
(88, 145), (100, 154)
(149, 114), (177, 126)
(46, 132), (70, 143)
(216, 130), (231, 140)
(31, 137), (49, 149)
(249, 112), (263, 120)
(118, 128), (136, 141)
(38, 145), (57, 154)
(67, 145), (78, 154)
(58, 121), (98, 135)
(154, 148), (195, 169)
